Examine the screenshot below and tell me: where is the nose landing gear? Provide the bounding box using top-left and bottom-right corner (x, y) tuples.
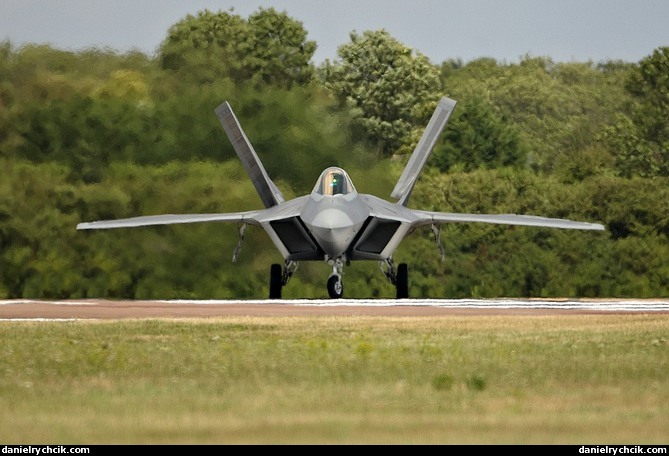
(327, 274), (343, 298)
(327, 258), (344, 298)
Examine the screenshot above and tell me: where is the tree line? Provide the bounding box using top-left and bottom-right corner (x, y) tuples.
(1, 7), (668, 299)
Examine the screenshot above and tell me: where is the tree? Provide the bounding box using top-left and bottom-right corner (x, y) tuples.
(322, 29), (442, 156)
(158, 8), (316, 88)
(431, 96), (528, 173)
(441, 56), (629, 176)
(603, 47), (669, 177)
(158, 9), (247, 82)
(246, 8), (317, 86)
(625, 46), (669, 144)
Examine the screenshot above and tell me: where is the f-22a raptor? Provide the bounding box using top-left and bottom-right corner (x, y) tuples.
(77, 97), (605, 299)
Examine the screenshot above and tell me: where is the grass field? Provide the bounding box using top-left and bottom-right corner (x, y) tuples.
(1, 314), (667, 444)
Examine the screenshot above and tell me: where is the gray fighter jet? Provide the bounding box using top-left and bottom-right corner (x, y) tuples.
(77, 97), (605, 299)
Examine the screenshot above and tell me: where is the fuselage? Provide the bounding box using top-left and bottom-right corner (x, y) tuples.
(300, 192), (369, 260)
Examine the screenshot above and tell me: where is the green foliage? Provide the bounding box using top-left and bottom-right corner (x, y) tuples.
(0, 160), (92, 298)
(158, 8), (316, 88)
(322, 30), (442, 155)
(431, 96), (528, 172)
(404, 169), (669, 298)
(246, 8), (317, 87)
(626, 46), (669, 142)
(158, 9), (247, 78)
(441, 56), (631, 177)
(603, 47), (669, 177)
(2, 18), (669, 299)
(74, 161), (280, 299)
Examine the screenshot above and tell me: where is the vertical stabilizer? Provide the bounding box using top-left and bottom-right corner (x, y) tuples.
(391, 97), (457, 206)
(216, 102), (285, 208)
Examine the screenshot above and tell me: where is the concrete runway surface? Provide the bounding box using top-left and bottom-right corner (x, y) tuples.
(1, 298), (669, 320)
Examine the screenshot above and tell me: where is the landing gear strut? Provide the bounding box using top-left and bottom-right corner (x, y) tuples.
(269, 261), (298, 299)
(379, 257), (409, 299)
(327, 258), (344, 298)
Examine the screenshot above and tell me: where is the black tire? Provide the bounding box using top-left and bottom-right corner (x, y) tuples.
(269, 263), (283, 299)
(396, 263), (409, 299)
(327, 275), (343, 299)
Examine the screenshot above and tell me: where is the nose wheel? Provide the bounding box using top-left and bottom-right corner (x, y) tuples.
(327, 274), (343, 298)
(326, 258), (344, 298)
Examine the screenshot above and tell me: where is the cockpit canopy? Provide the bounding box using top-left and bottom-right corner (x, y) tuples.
(314, 167), (356, 196)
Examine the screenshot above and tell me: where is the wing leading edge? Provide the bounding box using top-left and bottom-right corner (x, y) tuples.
(409, 210), (606, 231)
(348, 195), (604, 262)
(76, 211), (263, 230)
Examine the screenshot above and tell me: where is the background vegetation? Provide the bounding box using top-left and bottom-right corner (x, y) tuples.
(2, 7), (669, 299)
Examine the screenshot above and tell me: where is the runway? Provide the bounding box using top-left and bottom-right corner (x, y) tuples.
(1, 298), (669, 320)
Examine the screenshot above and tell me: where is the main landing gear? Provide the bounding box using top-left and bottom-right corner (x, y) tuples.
(269, 261), (298, 299)
(379, 257), (409, 299)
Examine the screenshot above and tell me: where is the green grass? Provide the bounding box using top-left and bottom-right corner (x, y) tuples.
(1, 314), (667, 444)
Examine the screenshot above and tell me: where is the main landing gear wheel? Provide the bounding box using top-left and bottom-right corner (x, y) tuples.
(268, 261), (298, 299)
(269, 263), (283, 299)
(396, 263), (408, 299)
(379, 258), (409, 299)
(327, 275), (343, 299)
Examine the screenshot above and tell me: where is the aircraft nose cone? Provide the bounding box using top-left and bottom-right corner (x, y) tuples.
(309, 208), (354, 256)
(312, 208), (352, 230)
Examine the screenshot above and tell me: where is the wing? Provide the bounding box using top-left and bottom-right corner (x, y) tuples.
(76, 211), (263, 230)
(75, 197), (322, 263)
(391, 96), (457, 206)
(346, 195), (604, 261)
(215, 101), (285, 208)
(409, 210), (606, 231)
